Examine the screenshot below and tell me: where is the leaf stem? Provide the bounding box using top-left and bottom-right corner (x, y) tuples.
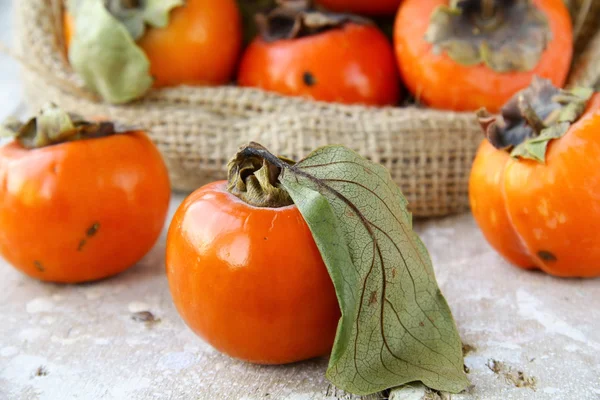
(227, 143), (294, 208)
(238, 142), (289, 172)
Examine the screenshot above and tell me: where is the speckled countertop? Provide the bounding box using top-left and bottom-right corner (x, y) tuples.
(2, 203), (600, 400)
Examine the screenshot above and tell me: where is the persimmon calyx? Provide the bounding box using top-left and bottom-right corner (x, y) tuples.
(425, 0), (551, 72)
(227, 142), (295, 208)
(477, 76), (594, 163)
(256, 0), (372, 42)
(0, 103), (121, 149)
(103, 0), (185, 40)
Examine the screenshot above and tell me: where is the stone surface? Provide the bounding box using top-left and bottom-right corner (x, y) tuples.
(1, 201), (600, 400)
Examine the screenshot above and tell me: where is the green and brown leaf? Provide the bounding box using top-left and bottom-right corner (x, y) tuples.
(67, 0), (154, 104)
(239, 143), (469, 395)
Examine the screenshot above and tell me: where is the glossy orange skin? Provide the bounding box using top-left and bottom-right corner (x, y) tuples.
(166, 181), (341, 364)
(64, 0), (242, 87)
(0, 132), (171, 283)
(469, 94), (600, 278)
(315, 0), (402, 15)
(238, 23), (401, 106)
(394, 0), (573, 112)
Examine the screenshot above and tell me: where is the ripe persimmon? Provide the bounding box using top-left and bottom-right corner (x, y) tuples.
(63, 0), (242, 88)
(0, 105), (170, 283)
(238, 2), (400, 106)
(394, 0), (573, 112)
(166, 149), (341, 364)
(470, 77), (600, 277)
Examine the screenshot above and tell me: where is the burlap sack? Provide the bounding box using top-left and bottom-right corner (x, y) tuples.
(14, 0), (600, 217)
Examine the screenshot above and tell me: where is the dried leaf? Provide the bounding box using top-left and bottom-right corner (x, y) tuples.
(256, 1), (372, 42)
(479, 77), (595, 163)
(269, 145), (469, 395)
(4, 103), (120, 149)
(425, 0), (551, 72)
(67, 0), (153, 104)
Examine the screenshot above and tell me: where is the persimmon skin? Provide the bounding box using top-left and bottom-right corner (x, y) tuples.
(64, 0), (242, 87)
(469, 140), (534, 269)
(238, 23), (401, 106)
(315, 0), (402, 15)
(166, 181), (341, 364)
(0, 132), (171, 283)
(394, 0), (573, 112)
(469, 94), (600, 278)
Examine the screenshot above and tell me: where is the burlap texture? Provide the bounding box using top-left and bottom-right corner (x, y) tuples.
(14, 0), (600, 217)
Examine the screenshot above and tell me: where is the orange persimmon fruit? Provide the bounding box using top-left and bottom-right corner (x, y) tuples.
(394, 0), (573, 112)
(238, 2), (400, 106)
(63, 0), (242, 87)
(0, 105), (171, 283)
(470, 77), (600, 278)
(166, 149), (340, 364)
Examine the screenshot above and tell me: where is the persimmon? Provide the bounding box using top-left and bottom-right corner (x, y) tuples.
(315, 0), (402, 15)
(165, 151), (340, 364)
(0, 105), (170, 283)
(237, 1), (400, 106)
(64, 0), (242, 90)
(394, 0), (573, 112)
(469, 77), (600, 278)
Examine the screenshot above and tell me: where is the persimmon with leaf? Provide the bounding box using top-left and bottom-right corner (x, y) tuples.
(469, 77), (600, 277)
(394, 0), (573, 112)
(0, 104), (171, 283)
(237, 0), (400, 106)
(64, 0), (242, 103)
(166, 142), (469, 395)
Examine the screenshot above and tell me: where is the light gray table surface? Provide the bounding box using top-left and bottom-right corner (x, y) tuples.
(1, 1), (599, 399)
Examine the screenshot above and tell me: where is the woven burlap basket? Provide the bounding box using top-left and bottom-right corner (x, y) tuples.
(13, 0), (600, 217)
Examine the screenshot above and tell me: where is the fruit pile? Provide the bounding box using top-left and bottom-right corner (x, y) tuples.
(63, 0), (574, 112)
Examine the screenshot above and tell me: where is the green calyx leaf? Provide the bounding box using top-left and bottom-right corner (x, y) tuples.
(67, 0), (154, 104)
(105, 0), (185, 40)
(1, 103), (120, 149)
(425, 0), (551, 72)
(237, 143), (469, 395)
(479, 76), (595, 163)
